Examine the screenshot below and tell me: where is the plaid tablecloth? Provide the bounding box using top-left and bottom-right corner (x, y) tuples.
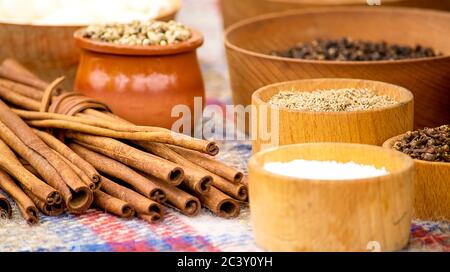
(0, 0), (449, 252)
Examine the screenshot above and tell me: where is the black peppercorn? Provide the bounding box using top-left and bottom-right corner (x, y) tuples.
(271, 37), (441, 61)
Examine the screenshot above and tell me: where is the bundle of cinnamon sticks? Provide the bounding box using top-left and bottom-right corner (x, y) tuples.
(0, 59), (247, 225)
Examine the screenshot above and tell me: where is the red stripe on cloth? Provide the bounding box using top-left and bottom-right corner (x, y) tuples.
(77, 210), (156, 252)
(147, 211), (220, 252)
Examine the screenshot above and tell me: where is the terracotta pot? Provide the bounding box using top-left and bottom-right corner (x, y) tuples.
(0, 0), (181, 90)
(220, 0), (450, 28)
(73, 29), (205, 129)
(225, 7), (450, 130)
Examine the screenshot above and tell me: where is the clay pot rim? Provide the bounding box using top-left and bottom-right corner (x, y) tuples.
(383, 134), (450, 168)
(249, 142), (415, 184)
(225, 6), (450, 65)
(0, 0), (181, 27)
(74, 28), (204, 56)
(252, 78), (414, 115)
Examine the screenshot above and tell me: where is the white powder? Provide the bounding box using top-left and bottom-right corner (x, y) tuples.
(264, 160), (388, 180)
(0, 0), (173, 25)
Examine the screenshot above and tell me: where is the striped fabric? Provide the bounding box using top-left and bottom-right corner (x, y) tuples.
(0, 0), (448, 252)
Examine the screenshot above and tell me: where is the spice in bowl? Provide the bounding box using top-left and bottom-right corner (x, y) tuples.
(270, 37), (441, 61)
(268, 88), (397, 112)
(264, 160), (388, 180)
(393, 125), (450, 162)
(82, 20), (192, 46)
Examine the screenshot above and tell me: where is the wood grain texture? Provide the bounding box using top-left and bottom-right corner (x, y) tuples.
(225, 7), (450, 129)
(248, 143), (415, 252)
(383, 135), (450, 221)
(220, 0), (450, 28)
(252, 78), (414, 153)
(0, 0), (180, 89)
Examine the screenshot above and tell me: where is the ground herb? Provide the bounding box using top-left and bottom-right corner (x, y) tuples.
(268, 88), (397, 112)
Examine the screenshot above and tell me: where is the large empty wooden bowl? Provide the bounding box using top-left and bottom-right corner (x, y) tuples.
(225, 7), (450, 129)
(383, 134), (450, 221)
(252, 78), (414, 153)
(248, 143), (415, 252)
(0, 0), (181, 90)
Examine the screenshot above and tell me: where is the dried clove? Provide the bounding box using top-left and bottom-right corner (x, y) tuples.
(393, 125), (450, 162)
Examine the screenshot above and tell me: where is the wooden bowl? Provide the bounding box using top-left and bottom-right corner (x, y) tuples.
(220, 0), (450, 28)
(0, 0), (181, 90)
(248, 143), (415, 252)
(383, 134), (450, 221)
(225, 7), (450, 130)
(74, 28), (205, 128)
(252, 78), (414, 153)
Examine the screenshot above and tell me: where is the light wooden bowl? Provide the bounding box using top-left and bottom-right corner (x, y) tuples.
(252, 78), (414, 153)
(225, 7), (450, 130)
(383, 134), (450, 221)
(220, 0), (428, 28)
(0, 0), (181, 90)
(248, 143), (415, 252)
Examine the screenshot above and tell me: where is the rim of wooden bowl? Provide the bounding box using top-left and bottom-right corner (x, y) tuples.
(252, 78), (414, 115)
(0, 0), (181, 27)
(267, 0), (405, 3)
(225, 6), (450, 65)
(249, 142), (415, 184)
(73, 28), (204, 56)
(383, 133), (450, 168)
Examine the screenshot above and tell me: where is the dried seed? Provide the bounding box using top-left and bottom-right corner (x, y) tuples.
(268, 88), (397, 112)
(82, 20), (192, 46)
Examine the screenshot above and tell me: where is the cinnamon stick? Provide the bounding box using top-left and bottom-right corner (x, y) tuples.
(15, 109), (158, 133)
(80, 109), (173, 132)
(69, 143), (166, 203)
(138, 142), (212, 194)
(141, 173), (201, 217)
(0, 169), (39, 224)
(0, 59), (49, 90)
(66, 133), (184, 185)
(0, 139), (60, 205)
(81, 109), (219, 155)
(194, 186), (240, 219)
(139, 213), (163, 224)
(0, 79), (44, 100)
(22, 186), (64, 217)
(0, 100), (92, 213)
(0, 192), (12, 219)
(100, 176), (163, 221)
(40, 77), (65, 113)
(33, 129), (100, 184)
(165, 145), (247, 201)
(83, 109), (132, 123)
(1, 59), (46, 82)
(169, 145), (244, 183)
(0, 85), (41, 111)
(93, 190), (135, 218)
(52, 150), (99, 191)
(27, 119), (218, 153)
